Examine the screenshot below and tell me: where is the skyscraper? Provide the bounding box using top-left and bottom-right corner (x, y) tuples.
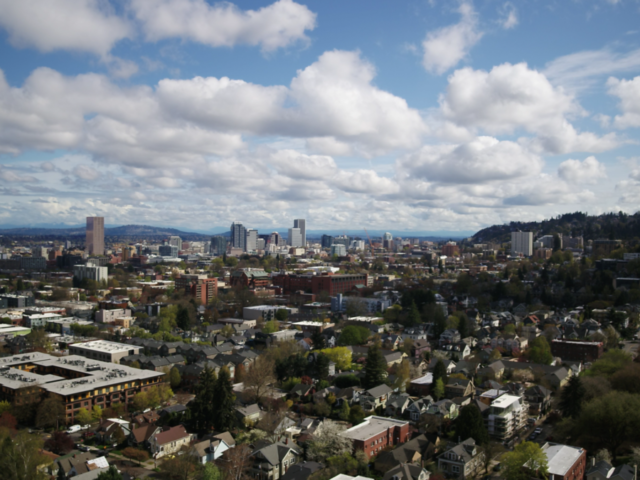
(321, 234), (334, 248)
(86, 217), (104, 256)
(293, 219), (306, 247)
(169, 236), (182, 251)
(210, 236), (228, 256)
(511, 232), (533, 256)
(246, 229), (258, 252)
(382, 232), (393, 250)
(230, 222), (246, 251)
(288, 228), (303, 247)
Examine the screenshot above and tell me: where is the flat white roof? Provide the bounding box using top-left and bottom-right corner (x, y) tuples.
(410, 372), (433, 385)
(543, 444), (584, 476)
(491, 394), (521, 409)
(341, 416), (408, 441)
(71, 340), (139, 354)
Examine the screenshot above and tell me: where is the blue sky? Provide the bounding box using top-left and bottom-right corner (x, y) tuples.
(0, 0), (639, 234)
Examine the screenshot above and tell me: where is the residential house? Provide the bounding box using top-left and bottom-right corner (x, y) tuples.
(129, 424), (161, 449)
(439, 329), (461, 346)
(424, 400), (459, 424)
(236, 404), (263, 425)
(437, 438), (484, 480)
(192, 432), (235, 464)
(385, 393), (412, 417)
(279, 461), (324, 480)
(587, 460), (635, 480)
(249, 441), (303, 480)
(409, 373), (433, 397)
(411, 340), (431, 359)
(444, 378), (474, 399)
(375, 434), (436, 472)
(384, 351), (405, 367)
(524, 385), (552, 416)
(289, 383), (316, 402)
(149, 425), (196, 458)
(405, 397), (433, 423)
(360, 384), (394, 412)
(427, 358), (456, 375)
(382, 464), (430, 480)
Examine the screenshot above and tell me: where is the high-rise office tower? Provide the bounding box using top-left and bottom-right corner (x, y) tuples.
(230, 222), (246, 251)
(288, 228), (303, 247)
(169, 236), (182, 251)
(382, 232), (393, 250)
(86, 217), (105, 255)
(269, 232), (282, 247)
(293, 219), (306, 247)
(246, 229), (258, 252)
(210, 236), (228, 256)
(511, 232), (533, 256)
(321, 234), (334, 248)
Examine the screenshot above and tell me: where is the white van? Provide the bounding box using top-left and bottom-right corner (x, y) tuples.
(66, 425), (82, 434)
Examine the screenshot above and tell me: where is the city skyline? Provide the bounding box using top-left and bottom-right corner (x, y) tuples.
(0, 1), (639, 232)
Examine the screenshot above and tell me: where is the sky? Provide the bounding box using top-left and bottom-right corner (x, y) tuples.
(0, 0), (639, 234)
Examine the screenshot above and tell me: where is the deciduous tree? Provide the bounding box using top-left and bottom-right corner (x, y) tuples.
(320, 347), (352, 371)
(76, 408), (92, 426)
(502, 441), (548, 480)
(36, 397), (65, 429)
(0, 430), (49, 480)
(45, 431), (74, 455)
(243, 356), (276, 402)
(307, 421), (352, 461)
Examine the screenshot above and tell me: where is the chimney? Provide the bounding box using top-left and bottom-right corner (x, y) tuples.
(592, 458), (596, 467)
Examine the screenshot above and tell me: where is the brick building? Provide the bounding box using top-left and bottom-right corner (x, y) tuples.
(272, 273), (368, 296)
(340, 416), (410, 459)
(542, 443), (587, 480)
(230, 269), (271, 289)
(175, 274), (218, 304)
(551, 340), (604, 362)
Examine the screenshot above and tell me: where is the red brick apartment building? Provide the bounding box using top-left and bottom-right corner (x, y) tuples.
(175, 274), (217, 304)
(272, 273), (368, 296)
(340, 416), (410, 459)
(551, 340), (604, 362)
(542, 443), (587, 480)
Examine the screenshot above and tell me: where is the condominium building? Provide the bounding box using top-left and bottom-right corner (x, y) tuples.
(331, 244), (346, 256)
(73, 264), (108, 283)
(340, 416), (410, 459)
(169, 236), (182, 251)
(210, 236), (228, 256)
(86, 217), (105, 256)
(0, 352), (163, 423)
(246, 229), (258, 252)
(511, 232), (533, 257)
(175, 274), (217, 304)
(486, 394), (528, 441)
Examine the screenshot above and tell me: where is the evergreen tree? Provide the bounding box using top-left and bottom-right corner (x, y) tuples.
(96, 466), (123, 480)
(363, 344), (387, 389)
(339, 401), (350, 421)
(457, 314), (469, 339)
(456, 404), (489, 445)
(433, 359), (447, 384)
(169, 367), (181, 389)
(190, 366), (217, 432)
(432, 307), (447, 339)
(311, 330), (326, 350)
(407, 301), (421, 327)
(176, 305), (191, 331)
(213, 367), (236, 432)
(311, 353), (331, 381)
(558, 375), (585, 419)
(433, 378), (445, 400)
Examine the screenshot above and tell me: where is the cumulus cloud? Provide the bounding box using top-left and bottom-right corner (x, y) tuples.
(132, 0), (316, 52)
(397, 137), (542, 184)
(332, 170), (400, 195)
(422, 2), (483, 75)
(440, 63), (619, 154)
(306, 137), (353, 156)
(72, 165), (101, 181)
(607, 76), (640, 128)
(0, 0), (132, 56)
(558, 156), (607, 184)
(268, 150), (337, 180)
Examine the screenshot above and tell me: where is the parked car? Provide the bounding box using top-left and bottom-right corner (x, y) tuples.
(66, 425), (82, 434)
(493, 464), (502, 472)
(534, 428), (542, 434)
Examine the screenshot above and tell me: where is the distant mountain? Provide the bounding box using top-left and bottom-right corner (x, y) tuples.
(471, 211), (640, 244)
(0, 224), (207, 238)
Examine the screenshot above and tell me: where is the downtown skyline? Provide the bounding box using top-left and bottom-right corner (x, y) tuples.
(0, 0), (639, 232)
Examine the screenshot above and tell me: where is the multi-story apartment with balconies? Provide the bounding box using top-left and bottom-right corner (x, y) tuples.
(486, 393), (528, 442)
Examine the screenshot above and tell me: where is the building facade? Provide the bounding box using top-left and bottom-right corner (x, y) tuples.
(210, 236), (228, 256)
(511, 232), (533, 256)
(231, 222), (247, 251)
(73, 265), (108, 283)
(175, 274), (218, 305)
(273, 273), (368, 296)
(86, 217), (105, 256)
(340, 416), (410, 459)
(294, 219), (306, 246)
(551, 340), (604, 362)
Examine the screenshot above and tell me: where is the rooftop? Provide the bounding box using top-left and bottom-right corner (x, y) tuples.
(491, 394), (521, 409)
(543, 443), (584, 476)
(341, 416), (408, 441)
(71, 340), (138, 354)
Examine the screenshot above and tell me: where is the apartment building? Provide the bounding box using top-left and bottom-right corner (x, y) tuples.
(175, 274), (217, 304)
(69, 340), (142, 364)
(0, 352), (163, 423)
(340, 416), (410, 459)
(486, 394), (528, 441)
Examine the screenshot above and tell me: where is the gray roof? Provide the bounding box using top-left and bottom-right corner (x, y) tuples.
(252, 441), (302, 467)
(365, 384), (393, 398)
(383, 463), (426, 480)
(441, 438), (478, 464)
(279, 461), (324, 480)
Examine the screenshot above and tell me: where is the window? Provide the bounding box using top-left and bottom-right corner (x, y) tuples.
(452, 466), (460, 473)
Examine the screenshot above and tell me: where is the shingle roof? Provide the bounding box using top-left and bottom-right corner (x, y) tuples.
(153, 425), (191, 446)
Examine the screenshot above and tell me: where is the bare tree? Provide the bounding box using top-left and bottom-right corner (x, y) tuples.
(306, 420), (352, 461)
(243, 356), (276, 403)
(221, 444), (252, 480)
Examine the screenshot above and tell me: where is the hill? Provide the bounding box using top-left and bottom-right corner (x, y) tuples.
(471, 211), (640, 244)
(0, 224), (209, 239)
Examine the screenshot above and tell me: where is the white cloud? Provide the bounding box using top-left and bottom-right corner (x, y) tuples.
(0, 0), (132, 56)
(332, 170), (400, 195)
(440, 63), (619, 154)
(558, 156), (607, 184)
(397, 137), (542, 184)
(132, 0), (316, 52)
(607, 76), (640, 128)
(306, 137), (353, 156)
(544, 47), (640, 92)
(72, 165), (101, 181)
(268, 150), (337, 180)
(422, 2), (483, 75)
(499, 3), (518, 29)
